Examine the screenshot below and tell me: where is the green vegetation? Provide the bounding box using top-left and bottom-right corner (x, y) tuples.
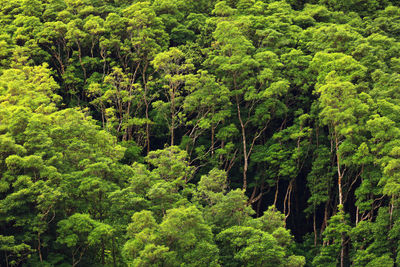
(1, 0), (400, 266)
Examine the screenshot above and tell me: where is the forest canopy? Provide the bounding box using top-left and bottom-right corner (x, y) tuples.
(1, 0), (400, 266)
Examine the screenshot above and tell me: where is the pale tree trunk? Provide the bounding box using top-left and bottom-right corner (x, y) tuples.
(232, 74), (269, 192)
(274, 178), (280, 206)
(334, 131), (345, 267)
(284, 179), (294, 220)
(340, 236), (345, 267)
(211, 124), (215, 156)
(335, 134), (344, 206)
(235, 93), (248, 190)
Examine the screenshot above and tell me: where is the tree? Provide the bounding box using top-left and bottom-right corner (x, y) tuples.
(313, 206), (351, 267)
(217, 206), (305, 267)
(152, 47), (194, 146)
(57, 213), (114, 267)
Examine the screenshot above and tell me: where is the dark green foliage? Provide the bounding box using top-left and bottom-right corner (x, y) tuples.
(1, 0), (400, 266)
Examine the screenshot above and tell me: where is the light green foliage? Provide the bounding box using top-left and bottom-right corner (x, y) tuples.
(217, 226), (285, 267)
(302, 24), (363, 53)
(88, 67), (145, 138)
(194, 168), (228, 205)
(206, 189), (254, 231)
(313, 206), (351, 266)
(306, 146), (334, 215)
(0, 63), (126, 266)
(217, 206), (304, 267)
(182, 70), (231, 160)
(152, 47), (194, 145)
(349, 206), (400, 266)
(57, 213), (114, 266)
(0, 235), (32, 266)
(3, 0), (400, 266)
(146, 146), (193, 182)
(124, 206), (220, 267)
(159, 206), (219, 266)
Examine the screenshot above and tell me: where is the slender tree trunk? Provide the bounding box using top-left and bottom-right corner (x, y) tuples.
(100, 47), (107, 78)
(321, 200), (330, 236)
(340, 234), (345, 267)
(232, 73), (249, 191)
(101, 107), (106, 129)
(76, 41), (87, 82)
(142, 63), (151, 154)
(145, 103), (150, 153)
(356, 206), (359, 225)
(313, 212), (317, 246)
(335, 132), (345, 267)
(171, 118), (175, 146)
(335, 133), (344, 206)
(284, 180), (294, 220)
(90, 40), (95, 58)
(274, 178), (279, 206)
(52, 50), (65, 76)
(38, 232), (43, 263)
(72, 252), (76, 267)
(220, 141), (225, 163)
(235, 94), (248, 191)
(249, 184), (259, 204)
(170, 86), (175, 146)
(249, 182), (264, 205)
(211, 125), (215, 156)
(389, 200), (394, 229)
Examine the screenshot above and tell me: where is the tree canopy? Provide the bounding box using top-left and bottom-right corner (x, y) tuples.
(2, 0), (400, 266)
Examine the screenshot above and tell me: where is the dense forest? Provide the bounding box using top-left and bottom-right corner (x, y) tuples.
(2, 0), (400, 266)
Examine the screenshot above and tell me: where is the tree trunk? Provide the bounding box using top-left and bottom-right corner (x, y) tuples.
(38, 232), (43, 263)
(321, 200), (330, 236)
(235, 94), (248, 191)
(76, 41), (87, 83)
(274, 178), (279, 206)
(313, 212), (317, 246)
(145, 103), (150, 153)
(284, 179), (294, 220)
(356, 206), (359, 225)
(142, 63), (151, 154)
(211, 125), (215, 156)
(340, 234), (345, 267)
(335, 133), (344, 206)
(170, 119), (175, 146)
(334, 132), (346, 267)
(170, 86), (175, 146)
